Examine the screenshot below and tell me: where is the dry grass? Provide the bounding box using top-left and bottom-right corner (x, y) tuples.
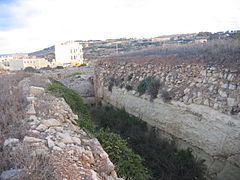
(0, 73), (29, 141)
(102, 39), (240, 69)
(0, 143), (55, 180)
(0, 73), (55, 179)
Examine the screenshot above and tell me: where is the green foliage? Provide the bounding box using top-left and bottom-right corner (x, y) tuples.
(147, 78), (161, 100)
(91, 107), (147, 136)
(47, 82), (148, 179)
(127, 73), (133, 81)
(55, 66), (64, 69)
(137, 76), (161, 100)
(137, 76), (154, 95)
(80, 63), (87, 67)
(47, 82), (94, 133)
(96, 129), (149, 180)
(40, 66), (52, 70)
(24, 67), (40, 73)
(90, 107), (206, 180)
(230, 31), (240, 39)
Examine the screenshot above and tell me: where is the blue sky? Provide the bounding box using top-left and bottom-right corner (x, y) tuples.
(0, 0), (240, 54)
(0, 0), (17, 30)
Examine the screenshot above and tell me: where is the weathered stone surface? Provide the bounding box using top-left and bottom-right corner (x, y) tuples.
(29, 86), (45, 95)
(23, 136), (43, 143)
(36, 124), (47, 131)
(3, 73), (123, 180)
(3, 138), (19, 147)
(60, 74), (95, 104)
(0, 169), (25, 180)
(217, 162), (240, 180)
(26, 103), (36, 115)
(94, 61), (240, 180)
(47, 138), (55, 148)
(42, 119), (62, 127)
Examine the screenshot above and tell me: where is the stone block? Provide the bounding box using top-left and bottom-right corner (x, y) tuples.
(42, 119), (62, 127)
(29, 86), (45, 95)
(3, 138), (19, 147)
(23, 136), (42, 143)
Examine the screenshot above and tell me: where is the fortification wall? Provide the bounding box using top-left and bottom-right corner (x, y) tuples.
(94, 60), (240, 180)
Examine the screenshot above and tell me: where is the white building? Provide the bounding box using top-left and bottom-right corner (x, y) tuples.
(0, 56), (13, 70)
(55, 41), (84, 66)
(9, 58), (49, 71)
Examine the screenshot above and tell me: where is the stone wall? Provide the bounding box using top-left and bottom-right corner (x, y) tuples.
(1, 74), (122, 180)
(60, 74), (95, 104)
(93, 60), (240, 180)
(42, 66), (94, 80)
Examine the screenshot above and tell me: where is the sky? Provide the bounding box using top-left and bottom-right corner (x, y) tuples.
(0, 0), (240, 54)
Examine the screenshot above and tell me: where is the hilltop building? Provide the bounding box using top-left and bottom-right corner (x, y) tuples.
(55, 41), (84, 66)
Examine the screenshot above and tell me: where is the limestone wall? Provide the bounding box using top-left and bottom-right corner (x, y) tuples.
(60, 74), (95, 104)
(94, 61), (240, 180)
(1, 74), (122, 180)
(42, 66), (94, 80)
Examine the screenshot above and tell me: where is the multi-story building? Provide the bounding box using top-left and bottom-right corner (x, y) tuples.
(55, 41), (84, 66)
(9, 58), (49, 71)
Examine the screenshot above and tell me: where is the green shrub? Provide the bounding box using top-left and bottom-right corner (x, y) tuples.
(127, 73), (133, 81)
(147, 78), (161, 100)
(47, 82), (94, 133)
(80, 63), (87, 67)
(90, 106), (206, 180)
(137, 77), (162, 100)
(137, 76), (156, 95)
(55, 66), (64, 69)
(24, 67), (40, 73)
(137, 76), (154, 95)
(96, 129), (149, 180)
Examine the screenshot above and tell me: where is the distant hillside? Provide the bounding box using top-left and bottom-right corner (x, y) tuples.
(29, 46), (55, 61)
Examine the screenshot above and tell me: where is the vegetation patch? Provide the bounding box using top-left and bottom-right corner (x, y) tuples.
(137, 76), (155, 95)
(24, 67), (40, 73)
(137, 76), (162, 100)
(0, 73), (55, 179)
(127, 73), (133, 81)
(90, 106), (206, 180)
(47, 82), (149, 180)
(55, 66), (64, 69)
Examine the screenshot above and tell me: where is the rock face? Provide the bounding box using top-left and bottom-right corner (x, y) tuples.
(94, 61), (240, 180)
(0, 169), (25, 180)
(1, 76), (122, 180)
(60, 74), (95, 104)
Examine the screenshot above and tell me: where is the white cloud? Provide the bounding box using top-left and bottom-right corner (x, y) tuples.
(0, 0), (239, 53)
